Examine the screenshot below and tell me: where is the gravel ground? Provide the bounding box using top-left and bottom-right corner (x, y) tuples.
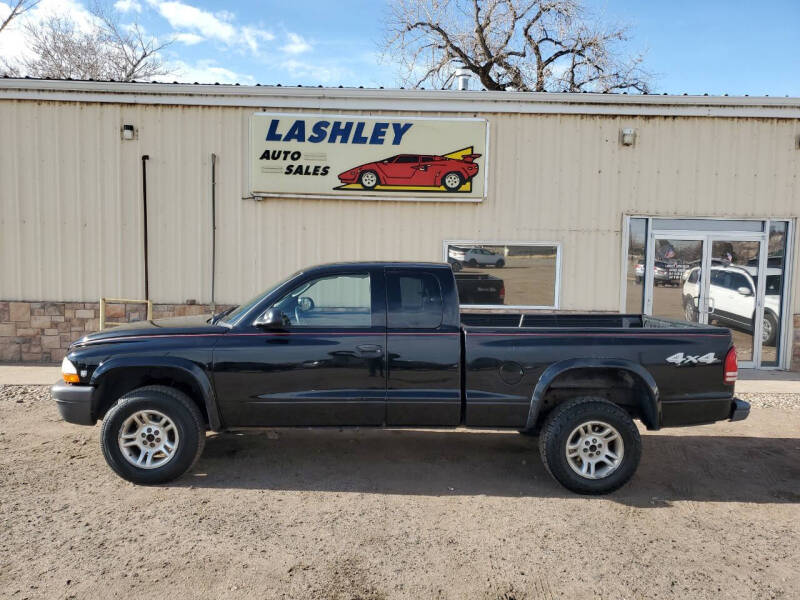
(1, 385), (799, 600)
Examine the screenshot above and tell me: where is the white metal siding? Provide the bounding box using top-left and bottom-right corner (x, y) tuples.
(1, 99), (798, 321)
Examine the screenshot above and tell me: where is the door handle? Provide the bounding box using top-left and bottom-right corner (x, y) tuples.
(356, 344), (383, 355)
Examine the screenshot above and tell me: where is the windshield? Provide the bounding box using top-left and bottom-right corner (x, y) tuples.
(219, 271), (300, 325)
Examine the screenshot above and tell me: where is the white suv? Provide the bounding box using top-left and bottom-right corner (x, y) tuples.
(682, 264), (781, 346)
(448, 246), (505, 269)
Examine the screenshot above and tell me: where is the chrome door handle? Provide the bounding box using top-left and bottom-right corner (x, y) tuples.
(356, 344), (383, 355)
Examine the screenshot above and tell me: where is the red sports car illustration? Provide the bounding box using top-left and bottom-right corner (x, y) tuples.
(337, 152), (481, 192)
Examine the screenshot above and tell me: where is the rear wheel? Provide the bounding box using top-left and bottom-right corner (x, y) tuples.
(442, 171), (463, 191)
(100, 385), (206, 484)
(495, 259), (505, 268)
(538, 397), (641, 495)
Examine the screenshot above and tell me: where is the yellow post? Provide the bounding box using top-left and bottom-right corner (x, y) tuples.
(99, 297), (106, 330)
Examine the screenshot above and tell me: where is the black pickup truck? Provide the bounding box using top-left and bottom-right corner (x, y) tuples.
(52, 262), (748, 494)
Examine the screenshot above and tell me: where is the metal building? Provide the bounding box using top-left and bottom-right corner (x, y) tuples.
(0, 79), (798, 369)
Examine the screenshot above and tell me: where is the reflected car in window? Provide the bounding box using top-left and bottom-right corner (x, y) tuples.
(448, 246), (505, 268)
(682, 264), (781, 345)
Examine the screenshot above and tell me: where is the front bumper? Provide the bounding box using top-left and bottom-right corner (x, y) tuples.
(729, 397), (750, 422)
(51, 381), (95, 425)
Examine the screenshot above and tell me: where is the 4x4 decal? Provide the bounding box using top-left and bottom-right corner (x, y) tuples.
(666, 352), (719, 366)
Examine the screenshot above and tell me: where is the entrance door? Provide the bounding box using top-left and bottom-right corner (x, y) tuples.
(645, 232), (765, 368)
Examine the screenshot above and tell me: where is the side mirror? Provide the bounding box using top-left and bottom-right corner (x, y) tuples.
(737, 286), (753, 296)
(253, 308), (288, 328)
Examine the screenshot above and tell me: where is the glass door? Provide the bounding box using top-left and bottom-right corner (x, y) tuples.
(647, 237), (706, 325)
(630, 217), (792, 369)
(705, 237), (764, 366)
(645, 232), (765, 368)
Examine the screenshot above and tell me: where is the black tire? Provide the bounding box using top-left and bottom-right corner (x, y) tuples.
(495, 259), (505, 268)
(468, 258), (478, 267)
(683, 297), (698, 322)
(358, 170), (380, 190)
(450, 261), (463, 272)
(100, 385), (206, 485)
(538, 396), (641, 495)
(762, 311), (778, 346)
(441, 171), (463, 191)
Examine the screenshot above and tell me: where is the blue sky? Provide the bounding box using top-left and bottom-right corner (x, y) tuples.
(2, 0), (799, 95)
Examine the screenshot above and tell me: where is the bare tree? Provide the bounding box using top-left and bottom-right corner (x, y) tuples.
(384, 0), (651, 93)
(0, 0), (39, 36)
(12, 3), (172, 81)
(0, 0), (39, 74)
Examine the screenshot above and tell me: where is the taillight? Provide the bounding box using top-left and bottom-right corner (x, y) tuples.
(724, 347), (738, 384)
(499, 285), (505, 301)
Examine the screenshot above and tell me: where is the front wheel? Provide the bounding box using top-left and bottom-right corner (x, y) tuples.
(538, 397), (641, 495)
(762, 311), (778, 346)
(100, 385), (206, 484)
(684, 298), (698, 322)
(358, 170), (379, 190)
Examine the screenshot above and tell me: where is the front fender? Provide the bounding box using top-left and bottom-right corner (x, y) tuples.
(90, 356), (222, 430)
(524, 358), (661, 432)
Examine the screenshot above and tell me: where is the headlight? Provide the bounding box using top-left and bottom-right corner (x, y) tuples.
(61, 357), (80, 383)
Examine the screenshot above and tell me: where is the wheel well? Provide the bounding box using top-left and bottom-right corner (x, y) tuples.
(537, 368), (653, 427)
(93, 367), (210, 426)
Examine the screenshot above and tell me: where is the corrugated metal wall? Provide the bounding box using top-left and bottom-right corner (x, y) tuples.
(1, 99), (798, 317)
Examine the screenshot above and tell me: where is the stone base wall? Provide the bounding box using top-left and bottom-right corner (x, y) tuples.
(793, 315), (800, 372)
(0, 300), (230, 363)
(1, 300), (799, 369)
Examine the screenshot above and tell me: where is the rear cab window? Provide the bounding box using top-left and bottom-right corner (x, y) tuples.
(387, 271), (443, 329)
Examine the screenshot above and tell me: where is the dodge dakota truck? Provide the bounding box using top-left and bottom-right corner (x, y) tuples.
(51, 262), (748, 494)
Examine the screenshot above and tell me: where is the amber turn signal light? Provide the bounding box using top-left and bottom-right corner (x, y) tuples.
(63, 373), (80, 384)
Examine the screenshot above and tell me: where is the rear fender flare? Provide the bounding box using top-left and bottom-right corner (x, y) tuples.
(90, 356), (222, 431)
(524, 358), (661, 431)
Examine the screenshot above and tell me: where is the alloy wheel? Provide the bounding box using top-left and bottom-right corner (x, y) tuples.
(565, 420), (624, 479)
(117, 409), (180, 469)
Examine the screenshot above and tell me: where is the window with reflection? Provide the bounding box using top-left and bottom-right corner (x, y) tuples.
(445, 242), (559, 307)
(625, 218), (647, 312)
(761, 221), (788, 366)
(271, 273), (372, 327)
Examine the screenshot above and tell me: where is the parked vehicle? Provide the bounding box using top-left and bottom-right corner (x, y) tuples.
(682, 264), (781, 346)
(449, 246), (505, 268)
(337, 153), (480, 191)
(454, 273), (505, 305)
(52, 262), (747, 495)
(634, 260), (686, 286)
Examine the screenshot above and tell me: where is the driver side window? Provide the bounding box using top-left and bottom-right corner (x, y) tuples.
(271, 273), (372, 327)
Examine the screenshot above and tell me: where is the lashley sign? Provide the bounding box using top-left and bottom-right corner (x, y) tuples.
(248, 113), (488, 201)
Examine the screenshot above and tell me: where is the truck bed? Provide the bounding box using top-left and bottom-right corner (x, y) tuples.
(460, 312), (734, 430)
(461, 312), (710, 330)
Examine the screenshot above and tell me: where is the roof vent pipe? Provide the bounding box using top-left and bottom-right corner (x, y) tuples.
(455, 68), (471, 91)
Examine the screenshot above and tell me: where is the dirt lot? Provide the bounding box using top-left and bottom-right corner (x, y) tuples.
(1, 385), (799, 600)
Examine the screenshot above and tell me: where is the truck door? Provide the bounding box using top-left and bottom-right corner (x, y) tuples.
(385, 268), (461, 426)
(212, 269), (387, 427)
